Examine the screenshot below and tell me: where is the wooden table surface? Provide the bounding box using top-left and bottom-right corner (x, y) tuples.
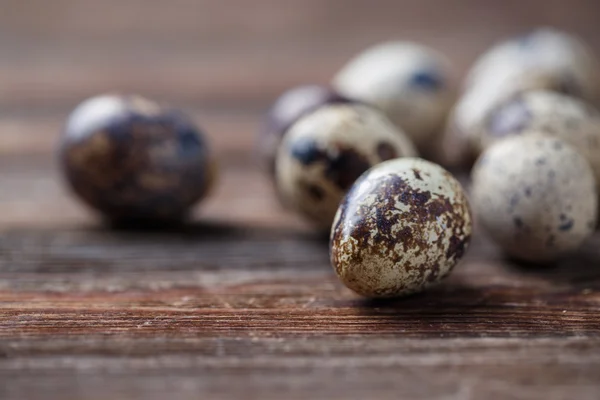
(1, 1), (600, 399)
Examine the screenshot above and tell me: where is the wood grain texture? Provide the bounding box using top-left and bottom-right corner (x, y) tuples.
(1, 1), (600, 399)
(1, 161), (600, 400)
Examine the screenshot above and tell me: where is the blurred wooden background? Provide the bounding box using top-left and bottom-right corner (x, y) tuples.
(1, 0), (600, 109)
(1, 1), (600, 399)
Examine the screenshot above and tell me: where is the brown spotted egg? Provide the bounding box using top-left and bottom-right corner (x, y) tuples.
(477, 91), (600, 186)
(275, 103), (417, 230)
(60, 94), (216, 224)
(330, 158), (472, 298)
(472, 135), (598, 263)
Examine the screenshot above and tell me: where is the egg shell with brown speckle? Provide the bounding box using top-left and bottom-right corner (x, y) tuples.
(471, 135), (598, 263)
(275, 103), (417, 230)
(330, 158), (472, 298)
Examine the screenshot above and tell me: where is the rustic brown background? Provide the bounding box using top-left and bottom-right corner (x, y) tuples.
(1, 1), (600, 399)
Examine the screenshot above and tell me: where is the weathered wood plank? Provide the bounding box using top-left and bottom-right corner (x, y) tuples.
(1, 338), (600, 400)
(0, 221), (598, 339)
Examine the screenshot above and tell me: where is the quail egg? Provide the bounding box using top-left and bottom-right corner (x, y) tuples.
(444, 28), (600, 167)
(465, 27), (599, 103)
(330, 158), (472, 298)
(333, 41), (454, 152)
(60, 94), (215, 223)
(259, 85), (355, 176)
(276, 103), (417, 230)
(477, 90), (600, 185)
(471, 135), (598, 263)
(444, 66), (588, 166)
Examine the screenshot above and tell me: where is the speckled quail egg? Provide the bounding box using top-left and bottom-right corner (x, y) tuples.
(333, 41), (454, 152)
(276, 103), (417, 230)
(465, 28), (599, 103)
(443, 28), (600, 168)
(60, 94), (216, 224)
(330, 158), (472, 298)
(259, 85), (355, 176)
(444, 65), (590, 167)
(477, 90), (600, 185)
(471, 135), (598, 263)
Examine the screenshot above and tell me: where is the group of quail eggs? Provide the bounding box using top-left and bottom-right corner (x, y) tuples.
(59, 27), (599, 300)
(262, 27), (600, 298)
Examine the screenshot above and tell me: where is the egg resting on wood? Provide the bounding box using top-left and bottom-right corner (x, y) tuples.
(60, 94), (216, 223)
(471, 135), (597, 263)
(330, 158), (472, 298)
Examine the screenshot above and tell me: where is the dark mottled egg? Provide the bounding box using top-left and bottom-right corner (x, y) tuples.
(330, 158), (472, 298)
(478, 91), (600, 186)
(276, 103), (417, 230)
(333, 42), (454, 152)
(259, 85), (355, 176)
(60, 94), (215, 223)
(472, 135), (597, 263)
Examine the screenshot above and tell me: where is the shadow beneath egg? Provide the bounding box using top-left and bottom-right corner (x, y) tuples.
(504, 240), (600, 291)
(92, 219), (329, 244)
(103, 217), (246, 239)
(341, 280), (599, 337)
(77, 216), (332, 250)
(338, 282), (514, 337)
(338, 235), (600, 336)
(3, 219), (334, 274)
(349, 282), (491, 311)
